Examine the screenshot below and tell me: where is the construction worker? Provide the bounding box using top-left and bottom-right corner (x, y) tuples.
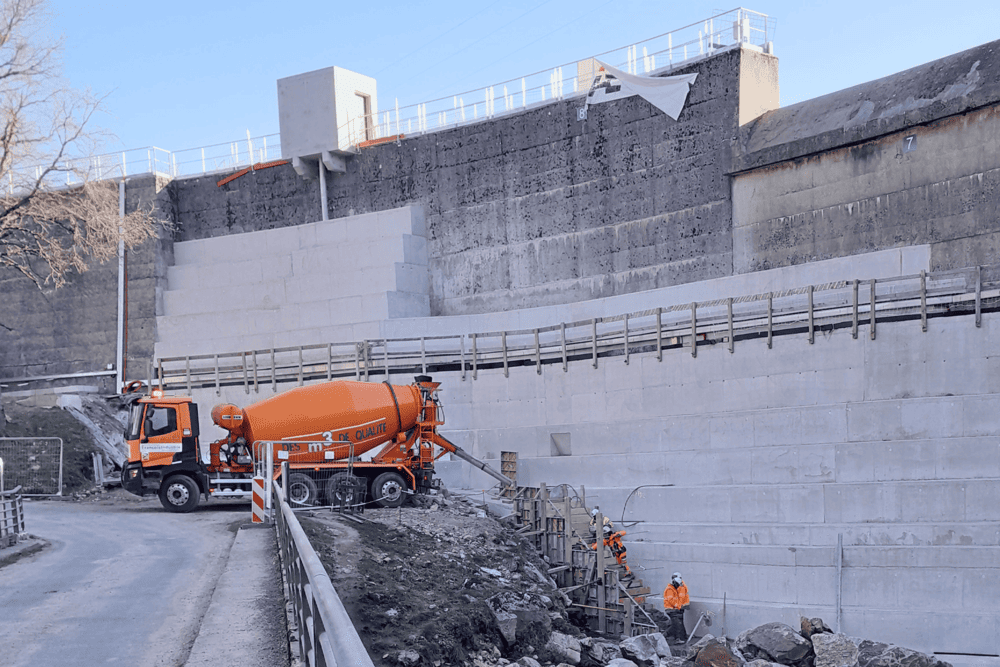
(589, 507), (612, 541)
(663, 572), (689, 642)
(592, 523), (632, 577)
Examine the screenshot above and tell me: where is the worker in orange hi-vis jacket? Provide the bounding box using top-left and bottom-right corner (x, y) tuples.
(663, 572), (690, 641)
(591, 524), (632, 577)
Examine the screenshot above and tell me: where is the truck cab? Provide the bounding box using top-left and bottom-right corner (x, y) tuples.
(121, 392), (209, 512)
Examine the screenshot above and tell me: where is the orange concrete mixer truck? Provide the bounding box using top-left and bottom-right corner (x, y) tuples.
(121, 376), (511, 512)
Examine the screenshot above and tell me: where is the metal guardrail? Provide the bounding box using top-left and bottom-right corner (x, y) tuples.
(273, 478), (375, 667)
(337, 7), (775, 150)
(0, 486), (26, 548)
(153, 266), (998, 394)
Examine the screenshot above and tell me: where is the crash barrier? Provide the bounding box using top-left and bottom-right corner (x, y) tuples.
(154, 265), (1000, 393)
(272, 477), (376, 667)
(0, 486), (26, 548)
(0, 438), (64, 496)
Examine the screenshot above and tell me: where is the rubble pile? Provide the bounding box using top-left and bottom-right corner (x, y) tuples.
(300, 497), (953, 667)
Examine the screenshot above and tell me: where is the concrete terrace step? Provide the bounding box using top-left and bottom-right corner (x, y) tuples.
(166, 237), (427, 292)
(163, 263), (430, 316)
(153, 319), (384, 360)
(171, 207), (426, 267)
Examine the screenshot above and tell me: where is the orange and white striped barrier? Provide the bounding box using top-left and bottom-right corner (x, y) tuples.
(251, 476), (266, 523)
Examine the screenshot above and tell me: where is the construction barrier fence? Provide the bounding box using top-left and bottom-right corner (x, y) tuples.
(0, 438), (64, 496)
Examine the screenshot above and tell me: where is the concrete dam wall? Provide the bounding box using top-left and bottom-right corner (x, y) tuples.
(1, 32), (998, 658)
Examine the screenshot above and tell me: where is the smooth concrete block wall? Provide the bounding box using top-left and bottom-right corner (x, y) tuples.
(426, 309), (1000, 655)
(154, 206), (429, 359)
(379, 246), (930, 340)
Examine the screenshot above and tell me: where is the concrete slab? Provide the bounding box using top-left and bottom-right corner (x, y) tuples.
(185, 525), (288, 667)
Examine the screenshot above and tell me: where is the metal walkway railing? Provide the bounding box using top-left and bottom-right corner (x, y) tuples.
(153, 265), (999, 395)
(273, 479), (375, 667)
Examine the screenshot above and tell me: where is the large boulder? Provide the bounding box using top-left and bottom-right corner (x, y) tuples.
(620, 634), (665, 667)
(687, 635), (715, 660)
(800, 618), (833, 640)
(607, 660), (639, 667)
(811, 634), (858, 667)
(694, 638), (745, 667)
(580, 637), (623, 666)
(747, 661), (785, 667)
(518, 657), (542, 667)
(735, 623), (813, 664)
(855, 640), (952, 667)
(545, 631), (582, 665)
(396, 649), (421, 666)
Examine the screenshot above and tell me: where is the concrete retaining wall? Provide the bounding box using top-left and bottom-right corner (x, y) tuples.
(0, 174), (174, 387)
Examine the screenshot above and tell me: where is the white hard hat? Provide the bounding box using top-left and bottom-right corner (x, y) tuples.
(672, 572), (683, 581)
(591, 508), (599, 517)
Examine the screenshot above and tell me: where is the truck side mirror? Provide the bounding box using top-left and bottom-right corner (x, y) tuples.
(143, 419), (153, 442)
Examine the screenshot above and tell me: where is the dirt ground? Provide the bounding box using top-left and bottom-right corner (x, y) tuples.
(300, 493), (589, 667)
(2, 402), (102, 494)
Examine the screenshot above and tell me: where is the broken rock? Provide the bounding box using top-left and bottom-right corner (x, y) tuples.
(736, 623), (813, 664)
(580, 637), (623, 666)
(397, 649), (421, 666)
(545, 631), (582, 665)
(855, 640), (953, 667)
(518, 658), (542, 667)
(607, 660), (640, 667)
(491, 607), (519, 645)
(812, 633), (858, 667)
(800, 617), (833, 640)
(620, 633), (663, 667)
(694, 638), (744, 667)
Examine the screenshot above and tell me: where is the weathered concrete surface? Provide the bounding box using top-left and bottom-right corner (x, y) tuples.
(735, 40), (1000, 171)
(171, 46), (779, 318)
(732, 40), (1000, 275)
(0, 174), (174, 387)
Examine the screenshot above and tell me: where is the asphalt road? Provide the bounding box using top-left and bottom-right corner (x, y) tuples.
(0, 494), (248, 667)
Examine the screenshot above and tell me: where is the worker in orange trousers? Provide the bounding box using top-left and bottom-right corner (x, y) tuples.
(663, 572), (690, 641)
(592, 524), (632, 576)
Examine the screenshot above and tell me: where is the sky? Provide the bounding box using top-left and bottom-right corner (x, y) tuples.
(47, 0), (998, 159)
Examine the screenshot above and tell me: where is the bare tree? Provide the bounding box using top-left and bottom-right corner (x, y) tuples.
(0, 0), (156, 290)
(0, 0), (158, 429)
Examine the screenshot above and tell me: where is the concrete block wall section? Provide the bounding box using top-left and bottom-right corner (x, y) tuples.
(153, 206), (428, 359)
(0, 174), (174, 386)
(167, 47), (777, 317)
(430, 309), (1000, 655)
(733, 40), (1000, 276)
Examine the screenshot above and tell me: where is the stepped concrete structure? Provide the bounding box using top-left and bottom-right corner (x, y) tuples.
(155, 206), (428, 359)
(2, 30), (999, 659)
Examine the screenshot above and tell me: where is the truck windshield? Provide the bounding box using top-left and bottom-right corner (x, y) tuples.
(126, 403), (143, 440)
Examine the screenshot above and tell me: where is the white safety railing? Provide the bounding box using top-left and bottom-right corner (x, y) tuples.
(338, 7), (775, 150)
(153, 266), (997, 394)
(273, 474), (376, 667)
(10, 9), (772, 186)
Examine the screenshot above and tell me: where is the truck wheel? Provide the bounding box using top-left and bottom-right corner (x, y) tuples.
(159, 475), (200, 513)
(326, 473), (360, 508)
(287, 474), (318, 507)
(372, 472), (407, 508)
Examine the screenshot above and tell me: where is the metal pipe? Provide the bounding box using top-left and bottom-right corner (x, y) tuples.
(836, 532), (843, 633)
(116, 180), (126, 394)
(318, 160), (328, 221)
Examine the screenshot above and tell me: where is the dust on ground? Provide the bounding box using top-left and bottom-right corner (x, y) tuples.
(300, 493), (585, 667)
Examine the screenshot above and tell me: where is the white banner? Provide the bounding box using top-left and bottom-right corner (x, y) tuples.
(589, 60), (698, 120)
